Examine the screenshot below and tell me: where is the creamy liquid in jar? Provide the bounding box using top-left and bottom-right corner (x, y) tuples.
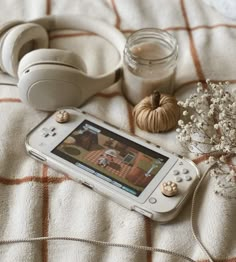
(123, 29), (178, 105)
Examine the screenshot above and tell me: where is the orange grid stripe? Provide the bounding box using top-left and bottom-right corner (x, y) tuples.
(0, 98), (21, 103)
(42, 165), (49, 262)
(46, 0), (51, 15)
(126, 102), (135, 135)
(43, 1), (51, 261)
(192, 23), (236, 31)
(110, 0), (121, 29)
(198, 258), (236, 262)
(0, 175), (70, 185)
(123, 24), (236, 34)
(48, 23), (236, 41)
(145, 217), (153, 262)
(180, 0), (205, 81)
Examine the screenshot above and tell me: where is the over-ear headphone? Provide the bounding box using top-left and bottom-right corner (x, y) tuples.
(0, 15), (126, 111)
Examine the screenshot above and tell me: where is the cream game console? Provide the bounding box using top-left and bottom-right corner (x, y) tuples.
(26, 108), (200, 223)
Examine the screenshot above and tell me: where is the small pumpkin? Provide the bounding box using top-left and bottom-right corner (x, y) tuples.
(133, 90), (180, 133)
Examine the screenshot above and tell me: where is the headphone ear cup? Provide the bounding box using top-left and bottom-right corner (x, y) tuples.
(0, 20), (23, 72)
(0, 23), (48, 77)
(18, 49), (89, 111)
(18, 49), (87, 77)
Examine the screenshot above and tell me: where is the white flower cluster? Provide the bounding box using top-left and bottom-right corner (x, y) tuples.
(177, 80), (236, 199)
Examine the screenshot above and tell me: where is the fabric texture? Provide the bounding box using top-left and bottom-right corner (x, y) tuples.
(203, 0), (236, 20)
(0, 0), (236, 261)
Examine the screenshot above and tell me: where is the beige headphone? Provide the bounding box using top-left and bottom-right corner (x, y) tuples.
(0, 15), (126, 111)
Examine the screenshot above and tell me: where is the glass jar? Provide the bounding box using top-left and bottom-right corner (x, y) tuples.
(123, 28), (178, 105)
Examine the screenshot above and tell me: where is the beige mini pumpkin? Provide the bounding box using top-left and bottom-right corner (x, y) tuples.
(133, 90), (180, 133)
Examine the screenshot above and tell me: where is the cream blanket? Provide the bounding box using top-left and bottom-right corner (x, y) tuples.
(0, 0), (235, 261)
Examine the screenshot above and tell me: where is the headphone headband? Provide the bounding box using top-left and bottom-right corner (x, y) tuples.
(31, 16), (125, 54)
(31, 15), (125, 80)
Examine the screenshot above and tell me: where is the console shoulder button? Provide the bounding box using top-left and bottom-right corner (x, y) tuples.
(133, 206), (153, 218)
(29, 151), (46, 162)
(81, 181), (93, 189)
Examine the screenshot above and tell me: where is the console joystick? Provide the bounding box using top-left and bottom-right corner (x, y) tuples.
(161, 181), (178, 197)
(55, 110), (70, 123)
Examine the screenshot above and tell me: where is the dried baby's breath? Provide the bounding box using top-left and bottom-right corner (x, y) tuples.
(177, 80), (236, 199)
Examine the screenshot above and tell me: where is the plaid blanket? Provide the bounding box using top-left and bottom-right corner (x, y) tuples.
(0, 0), (235, 261)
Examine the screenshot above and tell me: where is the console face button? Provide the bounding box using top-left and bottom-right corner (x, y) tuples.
(161, 181), (178, 197)
(149, 197), (157, 204)
(173, 170), (180, 176)
(185, 175), (192, 181)
(182, 168), (189, 174)
(175, 177), (183, 183)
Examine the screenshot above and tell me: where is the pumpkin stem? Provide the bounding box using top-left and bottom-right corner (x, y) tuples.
(151, 90), (161, 109)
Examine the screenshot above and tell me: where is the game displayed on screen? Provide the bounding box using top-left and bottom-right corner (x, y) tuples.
(52, 120), (168, 196)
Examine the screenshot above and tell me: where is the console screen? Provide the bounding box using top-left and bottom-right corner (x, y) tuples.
(52, 120), (168, 196)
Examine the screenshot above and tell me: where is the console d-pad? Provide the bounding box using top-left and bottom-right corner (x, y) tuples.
(41, 127), (57, 137)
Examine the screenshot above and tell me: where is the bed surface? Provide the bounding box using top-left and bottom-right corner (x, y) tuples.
(0, 0), (235, 261)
